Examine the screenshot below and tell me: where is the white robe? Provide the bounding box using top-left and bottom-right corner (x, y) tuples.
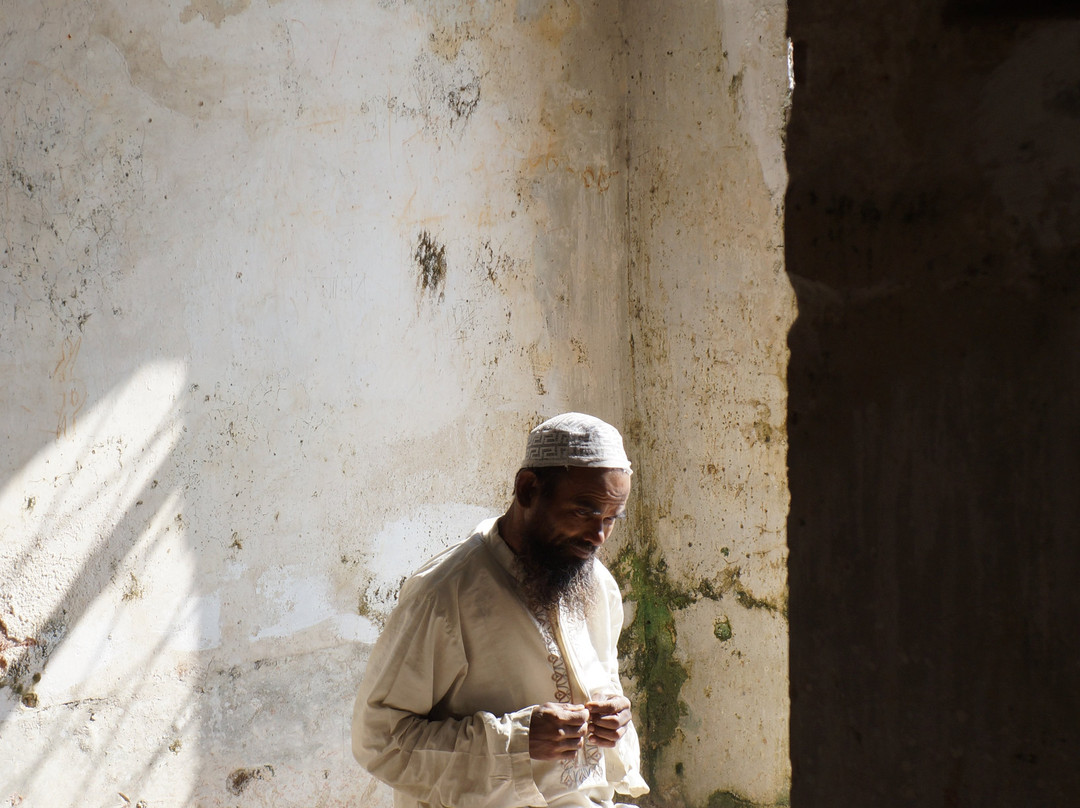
(352, 518), (650, 808)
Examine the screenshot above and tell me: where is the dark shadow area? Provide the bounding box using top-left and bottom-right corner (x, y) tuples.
(786, 2), (1080, 806)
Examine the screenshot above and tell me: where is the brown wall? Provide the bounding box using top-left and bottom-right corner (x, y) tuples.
(786, 2), (1080, 805)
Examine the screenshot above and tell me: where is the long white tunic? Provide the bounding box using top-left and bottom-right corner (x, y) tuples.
(352, 518), (649, 808)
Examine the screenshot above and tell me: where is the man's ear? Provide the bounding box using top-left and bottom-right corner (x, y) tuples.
(514, 469), (541, 509)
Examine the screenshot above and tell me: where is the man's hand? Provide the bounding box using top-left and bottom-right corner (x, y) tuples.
(585, 694), (631, 748)
(529, 702), (589, 760)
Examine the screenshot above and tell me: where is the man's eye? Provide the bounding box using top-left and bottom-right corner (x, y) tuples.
(575, 509), (595, 518)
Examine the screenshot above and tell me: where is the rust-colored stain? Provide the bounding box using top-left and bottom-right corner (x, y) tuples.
(579, 165), (618, 192)
(51, 335), (86, 439)
(0, 617), (39, 669)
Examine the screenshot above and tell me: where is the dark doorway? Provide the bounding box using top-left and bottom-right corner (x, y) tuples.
(785, 2), (1080, 805)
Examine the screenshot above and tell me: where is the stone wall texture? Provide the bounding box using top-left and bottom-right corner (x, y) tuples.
(1, 3), (792, 807)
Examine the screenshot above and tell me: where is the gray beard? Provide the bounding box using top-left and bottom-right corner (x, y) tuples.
(514, 541), (596, 615)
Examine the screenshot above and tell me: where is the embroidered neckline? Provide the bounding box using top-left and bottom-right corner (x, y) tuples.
(529, 604), (604, 789)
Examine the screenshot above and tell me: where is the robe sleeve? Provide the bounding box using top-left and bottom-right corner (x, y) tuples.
(352, 585), (548, 808)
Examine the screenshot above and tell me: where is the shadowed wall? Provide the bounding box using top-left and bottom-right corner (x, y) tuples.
(786, 1), (1080, 805)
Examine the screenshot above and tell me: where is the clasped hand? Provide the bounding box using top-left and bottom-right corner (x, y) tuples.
(529, 696), (632, 761)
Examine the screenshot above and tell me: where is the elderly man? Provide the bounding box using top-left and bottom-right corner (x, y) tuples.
(352, 413), (649, 808)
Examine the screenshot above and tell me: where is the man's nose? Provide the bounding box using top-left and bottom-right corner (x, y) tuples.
(585, 519), (607, 545)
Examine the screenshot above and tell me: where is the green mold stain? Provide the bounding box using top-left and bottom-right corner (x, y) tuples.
(708, 791), (758, 808)
(610, 528), (789, 804)
(612, 541), (692, 783)
(707, 788), (790, 808)
(713, 616), (733, 641)
(719, 567), (786, 617)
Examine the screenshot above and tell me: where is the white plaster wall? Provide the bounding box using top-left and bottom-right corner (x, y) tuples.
(618, 1), (794, 805)
(1, 2), (792, 807)
(1, 2), (628, 806)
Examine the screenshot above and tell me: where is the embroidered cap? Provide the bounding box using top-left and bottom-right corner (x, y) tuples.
(521, 412), (632, 474)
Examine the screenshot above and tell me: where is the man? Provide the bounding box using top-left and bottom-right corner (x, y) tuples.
(352, 413), (650, 808)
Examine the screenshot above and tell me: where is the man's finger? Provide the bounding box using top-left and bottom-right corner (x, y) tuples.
(586, 695), (630, 715)
(556, 706), (588, 721)
(589, 713), (628, 730)
(588, 724), (627, 745)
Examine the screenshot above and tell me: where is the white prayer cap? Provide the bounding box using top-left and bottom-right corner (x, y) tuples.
(521, 412), (632, 474)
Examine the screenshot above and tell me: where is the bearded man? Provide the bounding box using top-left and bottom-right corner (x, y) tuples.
(352, 413), (649, 808)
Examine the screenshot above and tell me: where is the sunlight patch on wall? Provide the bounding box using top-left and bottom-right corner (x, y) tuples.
(1, 359), (187, 702)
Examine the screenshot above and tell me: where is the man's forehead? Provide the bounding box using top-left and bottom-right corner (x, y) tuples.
(556, 466), (632, 498)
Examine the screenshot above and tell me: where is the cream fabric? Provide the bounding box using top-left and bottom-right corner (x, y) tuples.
(352, 518), (649, 808)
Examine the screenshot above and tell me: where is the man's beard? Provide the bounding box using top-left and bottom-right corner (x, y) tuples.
(514, 530), (596, 615)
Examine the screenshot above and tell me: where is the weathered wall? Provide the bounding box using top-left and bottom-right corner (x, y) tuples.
(787, 1), (1080, 806)
(1, 2), (630, 805)
(615, 2), (793, 806)
(1, 2), (793, 807)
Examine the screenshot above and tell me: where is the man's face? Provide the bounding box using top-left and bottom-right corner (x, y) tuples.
(523, 466), (632, 564)
(515, 466), (631, 611)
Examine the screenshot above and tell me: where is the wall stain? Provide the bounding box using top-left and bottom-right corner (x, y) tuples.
(121, 572), (144, 602)
(612, 541), (692, 783)
(708, 567), (787, 618)
(226, 765), (275, 795)
(728, 70), (744, 101)
(447, 80), (481, 123)
(415, 231), (447, 299)
(570, 337), (588, 364)
(0, 615), (66, 703)
(180, 0), (252, 28)
(51, 335), (86, 439)
(713, 616), (733, 641)
(473, 240), (518, 285)
(529, 0), (582, 47)
(742, 403), (783, 447)
(427, 21), (476, 62)
(708, 788), (790, 808)
(579, 165), (618, 192)
(9, 162), (34, 195)
(613, 535), (788, 784)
